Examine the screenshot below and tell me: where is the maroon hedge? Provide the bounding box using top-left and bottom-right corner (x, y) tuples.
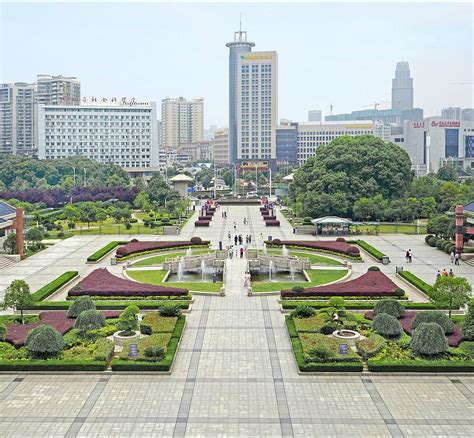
(5, 310), (121, 347)
(194, 220), (210, 227)
(267, 240), (360, 257)
(265, 220), (280, 226)
(115, 240), (209, 258)
(68, 268), (189, 298)
(281, 270), (399, 297)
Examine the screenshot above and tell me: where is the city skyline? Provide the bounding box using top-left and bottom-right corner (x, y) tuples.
(1, 2), (472, 128)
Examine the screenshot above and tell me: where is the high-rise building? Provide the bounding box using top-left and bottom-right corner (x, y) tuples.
(237, 51), (278, 166)
(308, 110), (322, 122)
(0, 83), (35, 155)
(276, 123), (298, 165)
(462, 108), (474, 122)
(212, 128), (229, 165)
(37, 102), (158, 168)
(441, 107), (461, 120)
(157, 120), (163, 148)
(391, 61), (414, 111)
(226, 29), (255, 165)
(161, 97), (204, 150)
(35, 74), (81, 106)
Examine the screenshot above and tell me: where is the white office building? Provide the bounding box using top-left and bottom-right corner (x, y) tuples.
(308, 110), (322, 122)
(38, 102), (158, 167)
(0, 83), (35, 155)
(35, 74), (80, 106)
(161, 97), (204, 150)
(212, 128), (229, 165)
(297, 121), (374, 164)
(237, 51), (278, 165)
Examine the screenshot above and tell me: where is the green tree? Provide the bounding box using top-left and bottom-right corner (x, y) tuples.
(78, 202), (98, 227)
(436, 163), (458, 182)
(427, 214), (451, 238)
(146, 173), (180, 206)
(117, 305), (139, 335)
(25, 227), (44, 245)
(431, 276), (472, 317)
(2, 233), (17, 254)
(2, 279), (33, 324)
(63, 204), (79, 222)
(134, 191), (151, 211)
(353, 197), (373, 221)
(289, 136), (412, 218)
(420, 196), (437, 218)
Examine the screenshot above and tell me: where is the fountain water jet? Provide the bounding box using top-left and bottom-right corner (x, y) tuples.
(289, 262), (296, 281)
(186, 247), (193, 257)
(177, 257), (184, 282)
(268, 260), (274, 281)
(282, 245), (289, 257)
(201, 259), (206, 281)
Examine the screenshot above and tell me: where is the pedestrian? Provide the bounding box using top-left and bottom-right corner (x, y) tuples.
(442, 268), (448, 277)
(212, 272), (217, 283)
(234, 235), (238, 246)
(228, 231), (231, 241)
(249, 234), (252, 244)
(449, 268), (454, 277)
(240, 247), (244, 258)
(243, 218), (246, 225)
(436, 270), (441, 278)
(455, 252), (460, 266)
(405, 250), (410, 263)
(238, 235), (242, 245)
(450, 251), (455, 263)
(408, 249), (413, 263)
(233, 223), (237, 231)
(228, 246), (233, 259)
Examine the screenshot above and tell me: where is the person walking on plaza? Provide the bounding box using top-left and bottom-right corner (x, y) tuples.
(450, 251), (455, 263)
(238, 235), (242, 245)
(228, 246), (233, 259)
(243, 218), (247, 225)
(234, 235), (238, 246)
(408, 249), (413, 263)
(228, 231), (231, 242)
(436, 270), (441, 278)
(455, 252), (460, 266)
(449, 268), (454, 277)
(442, 268), (448, 277)
(240, 247), (244, 258)
(405, 250), (410, 263)
(249, 234), (252, 244)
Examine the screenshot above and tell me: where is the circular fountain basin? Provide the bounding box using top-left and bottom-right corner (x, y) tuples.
(331, 329), (361, 345)
(113, 330), (141, 346)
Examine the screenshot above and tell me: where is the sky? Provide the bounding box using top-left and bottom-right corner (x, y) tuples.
(1, 2), (473, 128)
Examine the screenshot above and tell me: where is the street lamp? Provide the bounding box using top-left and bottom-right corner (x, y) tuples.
(268, 167), (272, 198)
(254, 164), (258, 194)
(231, 163), (237, 195)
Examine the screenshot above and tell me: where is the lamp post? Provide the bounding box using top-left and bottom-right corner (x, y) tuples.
(231, 163), (237, 195)
(268, 167), (272, 198)
(83, 168), (87, 187)
(254, 164), (258, 194)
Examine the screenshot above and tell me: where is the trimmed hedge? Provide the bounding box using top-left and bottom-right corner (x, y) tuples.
(0, 360), (106, 371)
(116, 244), (210, 262)
(87, 241), (128, 262)
(26, 300), (191, 311)
(398, 271), (433, 298)
(281, 301), (439, 310)
(367, 359), (474, 372)
(351, 240), (386, 261)
(285, 316), (298, 338)
(30, 271), (79, 302)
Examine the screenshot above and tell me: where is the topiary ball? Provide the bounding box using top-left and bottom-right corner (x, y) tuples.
(144, 345), (165, 362)
(26, 325), (64, 359)
(373, 299), (406, 318)
(427, 236), (438, 247)
(425, 234), (434, 244)
(159, 304), (182, 317)
(336, 237), (346, 242)
(394, 287), (405, 298)
(130, 238), (139, 243)
(411, 322), (448, 356)
(272, 238), (282, 245)
(190, 236), (202, 245)
(290, 305), (315, 319)
(67, 296), (96, 318)
(291, 286), (305, 294)
(368, 266), (380, 271)
(372, 313), (403, 338)
(74, 309), (106, 332)
(412, 311), (454, 334)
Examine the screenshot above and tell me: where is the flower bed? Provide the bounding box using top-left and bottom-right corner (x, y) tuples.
(267, 240), (360, 258)
(31, 271), (79, 302)
(198, 215), (213, 221)
(87, 241), (129, 263)
(115, 239), (209, 258)
(281, 270), (401, 298)
(398, 270), (434, 298)
(264, 220), (280, 226)
(194, 220), (210, 226)
(68, 268), (189, 298)
(348, 240), (386, 261)
(5, 310), (120, 347)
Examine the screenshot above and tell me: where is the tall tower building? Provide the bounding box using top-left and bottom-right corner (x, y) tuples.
(237, 51), (278, 164)
(0, 83), (35, 155)
(441, 107), (461, 120)
(161, 97), (204, 150)
(391, 61), (414, 111)
(226, 29), (255, 165)
(35, 74), (81, 106)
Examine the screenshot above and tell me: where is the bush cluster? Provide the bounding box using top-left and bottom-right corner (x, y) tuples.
(356, 334), (386, 359)
(74, 310), (106, 333)
(159, 304), (182, 317)
(412, 311), (454, 334)
(462, 304), (474, 340)
(425, 235), (456, 255)
(411, 322), (448, 356)
(374, 299), (405, 319)
(373, 313), (402, 338)
(290, 305), (315, 319)
(67, 296), (96, 318)
(26, 325), (64, 359)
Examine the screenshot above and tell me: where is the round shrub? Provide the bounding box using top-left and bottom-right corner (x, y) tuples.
(441, 240), (451, 251)
(336, 237), (346, 242)
(412, 311), (454, 334)
(394, 287), (405, 298)
(320, 323), (339, 335)
(411, 322), (448, 356)
(425, 234), (434, 244)
(130, 238), (139, 243)
(372, 313), (403, 338)
(117, 305), (140, 336)
(374, 299), (405, 318)
(427, 236), (438, 247)
(271, 238), (282, 245)
(303, 217), (313, 225)
(291, 286), (305, 294)
(0, 324), (6, 341)
(67, 296), (96, 318)
(190, 236), (202, 245)
(26, 325), (64, 359)
(291, 305), (315, 319)
(143, 345), (165, 362)
(368, 266), (380, 271)
(74, 310), (106, 332)
(347, 247), (360, 257)
(462, 303), (474, 340)
(436, 239), (446, 250)
(307, 344), (335, 362)
(159, 304), (182, 317)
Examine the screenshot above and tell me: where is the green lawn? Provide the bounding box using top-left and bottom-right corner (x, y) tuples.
(266, 249), (343, 266)
(127, 269), (222, 292)
(251, 269), (348, 293)
(132, 250), (211, 267)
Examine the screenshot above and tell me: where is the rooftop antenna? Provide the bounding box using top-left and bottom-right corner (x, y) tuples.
(239, 13), (242, 33)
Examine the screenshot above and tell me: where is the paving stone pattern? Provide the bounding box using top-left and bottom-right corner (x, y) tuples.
(0, 205), (473, 436)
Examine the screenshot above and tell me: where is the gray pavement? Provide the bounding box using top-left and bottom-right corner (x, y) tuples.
(0, 205), (473, 436)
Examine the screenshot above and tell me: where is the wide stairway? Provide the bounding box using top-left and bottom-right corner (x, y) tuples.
(0, 255), (17, 271)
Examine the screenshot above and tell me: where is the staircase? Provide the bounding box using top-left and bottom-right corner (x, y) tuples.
(461, 253), (474, 267)
(0, 255), (17, 271)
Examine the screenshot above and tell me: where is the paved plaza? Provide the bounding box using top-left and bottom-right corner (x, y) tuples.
(0, 205), (473, 437)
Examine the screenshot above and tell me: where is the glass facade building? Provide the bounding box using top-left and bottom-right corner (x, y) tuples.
(226, 31), (254, 165)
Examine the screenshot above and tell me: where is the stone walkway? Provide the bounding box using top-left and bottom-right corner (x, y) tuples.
(0, 205), (473, 436)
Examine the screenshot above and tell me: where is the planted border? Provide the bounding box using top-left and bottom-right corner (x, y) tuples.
(0, 360), (106, 372)
(349, 240), (386, 261)
(266, 243), (362, 261)
(116, 244), (210, 262)
(31, 271), (78, 302)
(26, 300), (190, 311)
(87, 241), (128, 262)
(398, 270), (433, 298)
(367, 359), (474, 372)
(281, 301), (439, 310)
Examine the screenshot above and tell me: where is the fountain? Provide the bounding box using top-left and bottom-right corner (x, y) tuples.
(268, 260), (274, 281)
(177, 257), (184, 282)
(289, 262), (296, 281)
(282, 245), (289, 257)
(263, 244), (267, 254)
(331, 329), (361, 345)
(201, 259), (206, 281)
(186, 247), (193, 257)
